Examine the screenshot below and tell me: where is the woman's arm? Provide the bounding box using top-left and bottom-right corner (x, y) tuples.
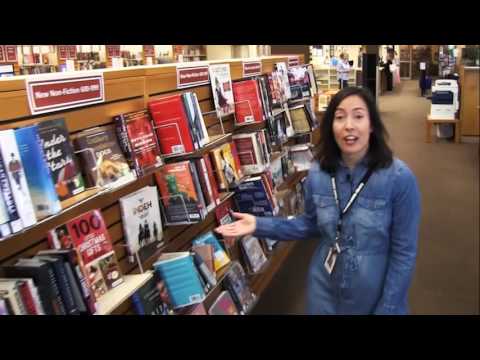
(374, 164), (421, 314)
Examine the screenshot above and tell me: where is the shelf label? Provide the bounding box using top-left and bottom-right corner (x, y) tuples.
(242, 60), (262, 77)
(26, 72), (105, 115)
(4, 45), (18, 63)
(288, 56), (300, 68)
(0, 46), (4, 63)
(177, 65), (210, 88)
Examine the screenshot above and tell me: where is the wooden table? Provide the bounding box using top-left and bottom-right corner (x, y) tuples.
(425, 115), (461, 143)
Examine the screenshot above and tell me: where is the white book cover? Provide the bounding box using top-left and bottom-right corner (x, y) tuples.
(275, 62), (292, 100)
(192, 93), (210, 146)
(209, 63), (235, 117)
(241, 235), (268, 274)
(119, 186), (164, 263)
(0, 130), (37, 228)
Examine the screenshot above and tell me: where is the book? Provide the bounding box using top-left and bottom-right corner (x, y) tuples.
(289, 144), (314, 171)
(192, 252), (217, 288)
(0, 129), (37, 228)
(193, 158), (216, 213)
(0, 149), (20, 236)
(131, 276), (169, 315)
(209, 63), (235, 117)
(114, 110), (163, 177)
(232, 79), (264, 125)
(208, 290), (238, 315)
(0, 298), (8, 315)
(269, 154), (284, 189)
(274, 62), (292, 100)
(155, 161), (203, 225)
(192, 231), (230, 272)
(0, 280), (27, 315)
(15, 125), (62, 220)
(119, 186), (164, 263)
(73, 125), (136, 189)
(214, 196), (235, 227)
(256, 75), (274, 121)
(202, 153), (220, 206)
(234, 177), (275, 217)
(191, 244), (215, 274)
(47, 209), (123, 301)
(210, 142), (242, 191)
(223, 261), (255, 314)
(0, 278), (43, 315)
(306, 64), (318, 96)
(148, 94), (195, 155)
(232, 132), (266, 175)
(37, 118), (85, 201)
(182, 92), (210, 149)
(287, 65), (311, 100)
(184, 302), (207, 315)
(153, 252), (205, 309)
(240, 235), (268, 274)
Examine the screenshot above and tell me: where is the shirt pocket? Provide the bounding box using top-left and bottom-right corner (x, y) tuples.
(312, 194), (337, 238)
(354, 196), (388, 252)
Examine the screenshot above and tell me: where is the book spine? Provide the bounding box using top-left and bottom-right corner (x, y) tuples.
(48, 258), (79, 314)
(45, 264), (67, 315)
(25, 280), (45, 315)
(63, 261), (87, 313)
(195, 159), (215, 213)
(189, 161), (207, 219)
(182, 93), (200, 150)
(203, 154), (220, 205)
(192, 93), (209, 146)
(18, 281), (37, 315)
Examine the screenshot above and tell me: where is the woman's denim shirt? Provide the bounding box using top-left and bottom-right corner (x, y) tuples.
(254, 158), (421, 315)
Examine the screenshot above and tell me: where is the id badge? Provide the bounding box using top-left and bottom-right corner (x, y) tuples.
(324, 247), (337, 275)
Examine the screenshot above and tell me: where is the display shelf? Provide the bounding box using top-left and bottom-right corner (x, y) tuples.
(95, 271), (153, 315)
(162, 133), (232, 162)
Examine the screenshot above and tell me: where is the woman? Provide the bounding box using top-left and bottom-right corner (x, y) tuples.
(215, 87), (421, 315)
(336, 53), (350, 89)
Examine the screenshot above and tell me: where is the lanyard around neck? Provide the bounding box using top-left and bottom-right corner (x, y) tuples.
(330, 167), (373, 235)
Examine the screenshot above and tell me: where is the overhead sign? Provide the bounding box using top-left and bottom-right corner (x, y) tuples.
(26, 72), (105, 115)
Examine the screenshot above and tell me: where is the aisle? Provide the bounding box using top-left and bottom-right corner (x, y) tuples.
(252, 81), (479, 315)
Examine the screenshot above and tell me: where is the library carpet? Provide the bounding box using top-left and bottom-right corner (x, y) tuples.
(251, 80), (479, 315)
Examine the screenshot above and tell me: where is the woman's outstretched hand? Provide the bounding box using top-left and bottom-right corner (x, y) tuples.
(214, 212), (256, 240)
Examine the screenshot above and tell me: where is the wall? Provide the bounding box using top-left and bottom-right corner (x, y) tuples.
(206, 45), (233, 60)
(271, 45), (310, 64)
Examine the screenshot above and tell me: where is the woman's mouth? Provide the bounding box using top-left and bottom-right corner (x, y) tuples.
(344, 135), (358, 145)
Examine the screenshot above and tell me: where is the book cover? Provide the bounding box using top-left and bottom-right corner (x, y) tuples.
(214, 197), (235, 227)
(210, 142), (242, 191)
(224, 261), (255, 313)
(208, 290), (238, 315)
(131, 276), (169, 315)
(269, 155), (284, 189)
(0, 148), (15, 236)
(15, 125), (62, 220)
(256, 75), (273, 120)
(0, 280), (27, 315)
(191, 244), (215, 274)
(119, 186), (164, 263)
(189, 161), (208, 219)
(209, 63), (235, 117)
(287, 65), (311, 100)
(202, 154), (220, 205)
(289, 144), (314, 172)
(192, 231), (230, 272)
(193, 158), (215, 213)
(0, 298), (8, 315)
(240, 235), (268, 274)
(155, 161), (203, 225)
(306, 64), (318, 96)
(234, 177), (275, 217)
(37, 118), (85, 201)
(114, 110), (163, 177)
(153, 252), (205, 309)
(232, 133), (265, 175)
(0, 129), (37, 228)
(182, 92), (210, 149)
(47, 209), (123, 301)
(232, 80), (264, 125)
(184, 302), (207, 315)
(73, 125), (136, 189)
(148, 94), (195, 155)
(275, 62), (292, 100)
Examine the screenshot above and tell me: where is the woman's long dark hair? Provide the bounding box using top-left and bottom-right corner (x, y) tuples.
(317, 86), (393, 173)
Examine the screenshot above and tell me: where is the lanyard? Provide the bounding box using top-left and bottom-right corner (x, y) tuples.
(330, 167), (373, 239)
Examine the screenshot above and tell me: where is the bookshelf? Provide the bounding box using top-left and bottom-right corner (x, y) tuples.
(0, 54), (317, 315)
(313, 66), (358, 91)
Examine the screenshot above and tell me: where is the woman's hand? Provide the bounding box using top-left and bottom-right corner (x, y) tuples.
(214, 212), (256, 239)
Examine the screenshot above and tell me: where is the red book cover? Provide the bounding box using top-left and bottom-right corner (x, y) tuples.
(18, 281), (38, 315)
(115, 110), (163, 176)
(148, 94), (195, 155)
(229, 141), (243, 178)
(202, 154), (220, 205)
(215, 197), (235, 226)
(233, 135), (258, 166)
(48, 209), (123, 301)
(193, 159), (214, 212)
(232, 80), (264, 124)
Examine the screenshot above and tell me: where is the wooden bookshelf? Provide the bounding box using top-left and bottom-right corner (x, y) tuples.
(0, 54), (314, 316)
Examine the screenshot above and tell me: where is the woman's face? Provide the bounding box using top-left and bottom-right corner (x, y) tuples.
(332, 95), (372, 159)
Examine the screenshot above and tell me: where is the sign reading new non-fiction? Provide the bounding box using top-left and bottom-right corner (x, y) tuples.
(143, 45), (155, 58)
(26, 73), (105, 115)
(242, 60), (262, 77)
(106, 45), (121, 58)
(177, 65), (210, 89)
(288, 56), (300, 68)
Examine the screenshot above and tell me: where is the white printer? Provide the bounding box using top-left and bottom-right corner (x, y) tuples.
(430, 79), (459, 120)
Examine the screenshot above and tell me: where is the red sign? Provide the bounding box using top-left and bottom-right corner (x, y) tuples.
(5, 45), (17, 62)
(0, 46), (4, 63)
(288, 56), (300, 68)
(143, 45), (155, 58)
(58, 45), (68, 60)
(68, 46), (77, 59)
(106, 45), (121, 58)
(177, 65), (210, 88)
(26, 74), (105, 115)
(242, 61), (262, 77)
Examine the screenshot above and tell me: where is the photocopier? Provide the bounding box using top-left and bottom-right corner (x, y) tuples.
(430, 79), (459, 139)
(430, 79), (459, 120)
